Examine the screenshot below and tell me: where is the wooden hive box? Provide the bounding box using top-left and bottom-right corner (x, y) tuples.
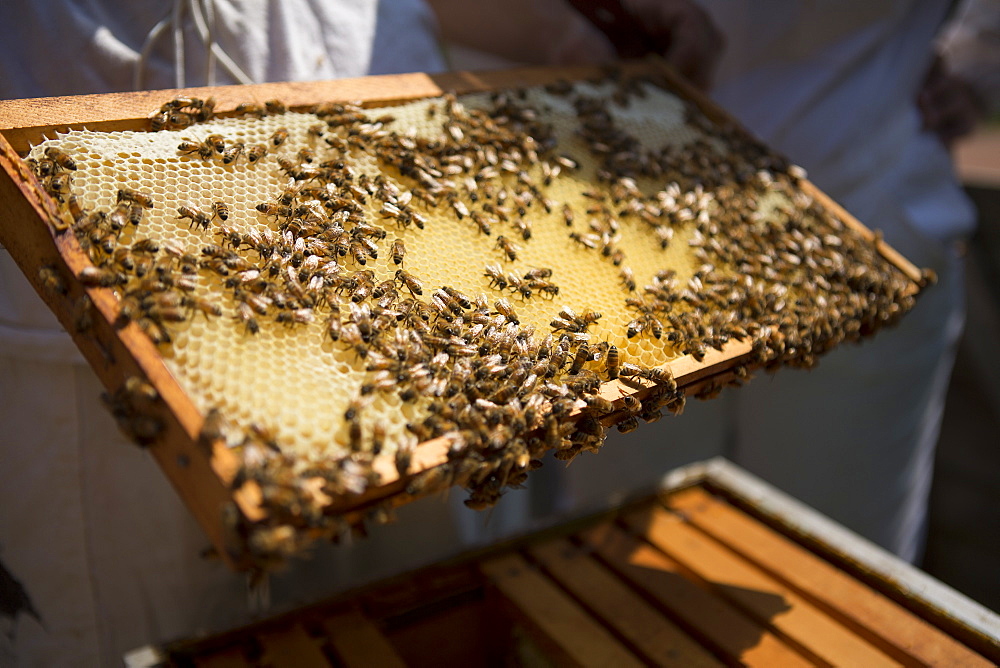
(0, 62), (927, 571)
(128, 460), (1000, 667)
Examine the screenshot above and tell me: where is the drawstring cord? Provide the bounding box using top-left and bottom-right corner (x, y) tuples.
(133, 0), (255, 91)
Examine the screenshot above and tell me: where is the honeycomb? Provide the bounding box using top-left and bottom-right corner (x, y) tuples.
(28, 70), (917, 562)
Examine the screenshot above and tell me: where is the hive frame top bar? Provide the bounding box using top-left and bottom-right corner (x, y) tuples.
(0, 61), (925, 285)
(0, 60), (925, 569)
(0, 66), (602, 153)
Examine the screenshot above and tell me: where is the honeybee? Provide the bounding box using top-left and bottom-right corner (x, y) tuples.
(325, 312), (343, 342)
(177, 140), (213, 159)
(183, 295), (223, 318)
(505, 274), (533, 300)
(95, 229), (118, 254)
(127, 203), (144, 227)
(450, 199), (469, 220)
(131, 238), (160, 255)
(203, 134), (225, 154)
(255, 202), (292, 217)
(568, 232), (597, 249)
(655, 225), (674, 249)
(626, 317), (646, 339)
(163, 96), (198, 110)
(619, 267), (636, 292)
(221, 142), (244, 165)
(45, 173), (72, 194)
(101, 203), (128, 232)
(177, 205), (211, 230)
(431, 289), (461, 317)
(148, 110), (170, 131)
(60, 195), (87, 224)
(265, 99), (287, 114)
(38, 265), (66, 295)
(44, 146), (77, 170)
(349, 240), (369, 266)
(484, 263), (507, 290)
(270, 127), (289, 147)
(276, 308), (315, 326)
(395, 269), (423, 296)
(235, 102), (264, 117)
(646, 316), (664, 339)
(495, 297), (518, 323)
(395, 441), (414, 476)
(555, 155), (578, 170)
(117, 188), (154, 208)
(195, 97), (216, 121)
(527, 280), (559, 298)
(211, 201), (229, 221)
(495, 235), (518, 261)
(29, 157), (57, 177)
(78, 265), (125, 287)
(235, 302), (260, 334)
(583, 393), (614, 415)
(616, 416), (639, 434)
(442, 286), (472, 310)
(642, 367), (676, 390)
(472, 214), (492, 236)
(388, 238), (407, 266)
(568, 342), (591, 374)
(168, 113), (195, 129)
(243, 144), (267, 164)
(620, 394), (643, 417)
(605, 344), (620, 379)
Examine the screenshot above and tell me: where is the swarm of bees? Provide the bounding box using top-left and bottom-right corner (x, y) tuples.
(27, 67), (919, 566)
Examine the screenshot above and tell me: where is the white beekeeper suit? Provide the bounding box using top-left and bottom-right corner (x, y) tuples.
(0, 2), (452, 666)
(440, 0), (975, 567)
(701, 0), (974, 563)
(0, 0), (978, 664)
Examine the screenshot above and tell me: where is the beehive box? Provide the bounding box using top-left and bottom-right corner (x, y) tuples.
(0, 62), (927, 570)
(137, 461), (998, 667)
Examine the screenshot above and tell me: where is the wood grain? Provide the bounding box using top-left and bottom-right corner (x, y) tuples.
(527, 538), (723, 667)
(663, 487), (993, 667)
(321, 610), (406, 668)
(256, 624), (330, 668)
(623, 505), (902, 666)
(480, 552), (643, 667)
(578, 522), (812, 667)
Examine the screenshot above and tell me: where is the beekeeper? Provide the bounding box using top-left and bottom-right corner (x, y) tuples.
(427, 0), (984, 565)
(0, 2), (452, 665)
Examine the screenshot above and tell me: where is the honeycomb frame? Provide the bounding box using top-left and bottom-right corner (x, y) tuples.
(0, 62), (926, 570)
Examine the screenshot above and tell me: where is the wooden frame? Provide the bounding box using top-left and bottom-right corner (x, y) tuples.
(0, 61), (926, 570)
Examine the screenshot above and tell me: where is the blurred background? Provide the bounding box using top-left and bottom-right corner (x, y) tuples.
(924, 120), (1000, 612)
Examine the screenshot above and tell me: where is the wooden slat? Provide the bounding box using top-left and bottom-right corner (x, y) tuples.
(256, 624), (330, 668)
(664, 487), (993, 667)
(321, 609), (406, 668)
(528, 538), (723, 667)
(192, 646), (254, 668)
(0, 65), (615, 154)
(624, 506), (901, 667)
(578, 523), (812, 667)
(480, 552), (643, 667)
